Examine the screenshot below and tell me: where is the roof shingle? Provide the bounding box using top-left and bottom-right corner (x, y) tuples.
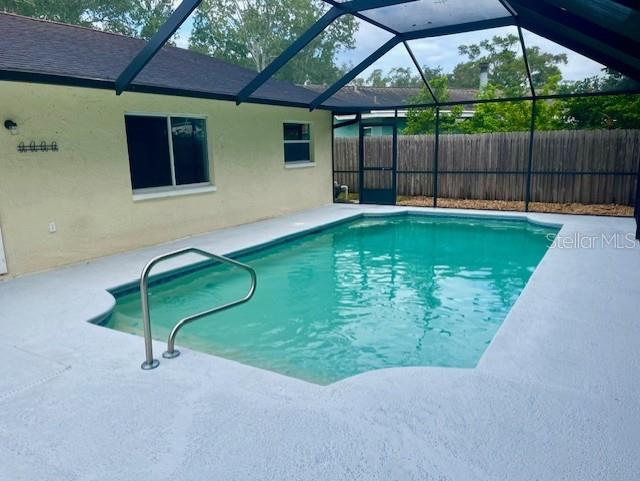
(0, 12), (323, 109)
(303, 85), (479, 108)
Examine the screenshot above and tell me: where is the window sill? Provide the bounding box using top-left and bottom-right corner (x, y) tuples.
(284, 161), (315, 169)
(132, 185), (217, 202)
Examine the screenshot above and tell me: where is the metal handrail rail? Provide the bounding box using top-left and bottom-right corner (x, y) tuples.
(139, 247), (257, 370)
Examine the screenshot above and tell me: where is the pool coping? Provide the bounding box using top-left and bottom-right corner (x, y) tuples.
(99, 209), (564, 316)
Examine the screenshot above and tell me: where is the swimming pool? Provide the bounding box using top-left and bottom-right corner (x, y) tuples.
(104, 214), (558, 384)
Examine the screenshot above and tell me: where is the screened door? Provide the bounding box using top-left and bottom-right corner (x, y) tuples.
(359, 122), (397, 205)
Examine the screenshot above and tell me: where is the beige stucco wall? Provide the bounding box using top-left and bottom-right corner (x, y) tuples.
(0, 81), (333, 277)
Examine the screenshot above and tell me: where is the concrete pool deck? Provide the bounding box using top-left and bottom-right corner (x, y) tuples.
(1, 204), (639, 480)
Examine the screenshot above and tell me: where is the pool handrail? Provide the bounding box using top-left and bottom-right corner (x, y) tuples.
(139, 247), (257, 370)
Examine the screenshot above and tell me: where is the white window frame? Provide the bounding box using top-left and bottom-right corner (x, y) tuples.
(283, 121), (314, 167)
(125, 112), (213, 198)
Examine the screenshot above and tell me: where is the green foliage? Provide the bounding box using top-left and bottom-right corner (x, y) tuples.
(134, 1), (174, 40)
(403, 36), (640, 134)
(561, 94), (640, 129)
(557, 73), (640, 129)
(189, 0), (356, 84)
(362, 69), (388, 87)
(405, 70), (640, 134)
(449, 34), (567, 90)
(355, 66), (444, 88)
(404, 74), (572, 134)
(385, 67), (424, 88)
(457, 86), (533, 133)
(455, 72), (640, 133)
(0, 0), (172, 38)
(455, 78), (565, 133)
(403, 76), (463, 134)
(358, 67), (426, 88)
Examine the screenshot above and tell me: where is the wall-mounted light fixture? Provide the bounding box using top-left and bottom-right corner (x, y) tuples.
(4, 120), (18, 135)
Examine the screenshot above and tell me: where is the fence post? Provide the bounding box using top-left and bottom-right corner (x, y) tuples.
(433, 107), (440, 208)
(525, 100), (536, 212)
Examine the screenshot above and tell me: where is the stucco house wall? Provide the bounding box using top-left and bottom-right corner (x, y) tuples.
(0, 81), (333, 277)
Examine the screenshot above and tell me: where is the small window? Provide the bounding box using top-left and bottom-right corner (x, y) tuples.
(283, 123), (312, 163)
(124, 115), (209, 191)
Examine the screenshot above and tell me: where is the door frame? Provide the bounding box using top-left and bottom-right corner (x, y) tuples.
(0, 223), (6, 275)
(358, 119), (398, 205)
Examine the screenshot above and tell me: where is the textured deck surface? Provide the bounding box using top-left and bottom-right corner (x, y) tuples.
(1, 204), (638, 481)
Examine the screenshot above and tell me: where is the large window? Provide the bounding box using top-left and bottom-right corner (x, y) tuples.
(124, 114), (209, 192)
(283, 122), (312, 164)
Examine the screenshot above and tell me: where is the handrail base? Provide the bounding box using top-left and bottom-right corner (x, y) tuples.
(163, 349), (181, 359)
(141, 359), (160, 370)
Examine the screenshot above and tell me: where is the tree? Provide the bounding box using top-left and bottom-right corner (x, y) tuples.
(558, 71), (640, 129)
(562, 94), (640, 130)
(134, 1), (174, 40)
(0, 0), (136, 34)
(403, 76), (463, 134)
(384, 67), (423, 88)
(355, 66), (443, 88)
(399, 35), (640, 135)
(421, 67), (640, 134)
(453, 77), (567, 133)
(457, 86), (533, 133)
(0, 0), (174, 38)
(463, 70), (640, 132)
(404, 74), (572, 134)
(365, 69), (388, 87)
(449, 34), (567, 92)
(189, 0), (356, 84)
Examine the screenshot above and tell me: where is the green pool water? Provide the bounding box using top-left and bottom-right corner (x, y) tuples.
(105, 214), (557, 384)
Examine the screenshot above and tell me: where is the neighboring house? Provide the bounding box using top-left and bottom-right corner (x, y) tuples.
(0, 13), (335, 277)
(303, 85), (479, 137)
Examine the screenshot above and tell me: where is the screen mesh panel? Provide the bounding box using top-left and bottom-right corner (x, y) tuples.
(521, 29), (639, 94)
(533, 0), (638, 42)
(353, 0), (511, 34)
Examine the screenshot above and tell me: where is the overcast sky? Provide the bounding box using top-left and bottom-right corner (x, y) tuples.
(344, 23), (605, 82)
(175, 18), (605, 83)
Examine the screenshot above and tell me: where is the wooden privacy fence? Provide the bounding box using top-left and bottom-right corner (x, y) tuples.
(334, 129), (640, 205)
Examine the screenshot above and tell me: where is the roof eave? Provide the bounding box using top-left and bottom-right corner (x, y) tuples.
(0, 69), (332, 111)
